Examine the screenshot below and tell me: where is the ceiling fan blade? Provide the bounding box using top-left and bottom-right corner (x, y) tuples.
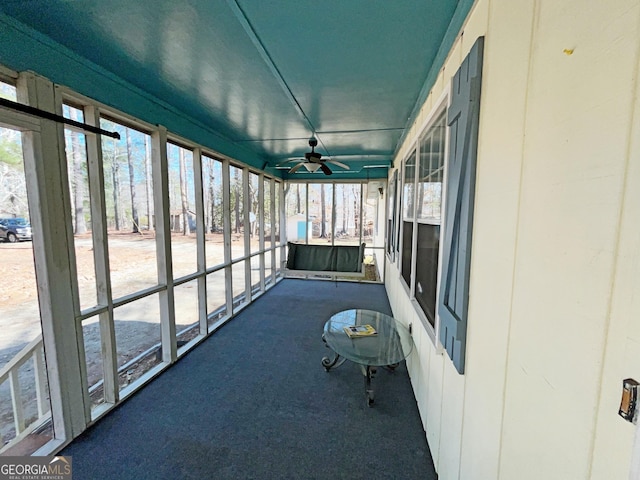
(319, 163), (333, 176)
(277, 158), (304, 166)
(288, 163), (306, 174)
(326, 159), (350, 170)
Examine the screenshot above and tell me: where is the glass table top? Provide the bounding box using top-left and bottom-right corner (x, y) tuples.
(323, 309), (414, 367)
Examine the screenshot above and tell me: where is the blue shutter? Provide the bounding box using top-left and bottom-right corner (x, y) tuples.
(438, 37), (484, 374)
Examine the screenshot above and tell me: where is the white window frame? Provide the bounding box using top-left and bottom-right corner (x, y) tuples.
(1, 70), (286, 453)
(413, 106), (447, 327)
(397, 91), (450, 342)
(385, 170), (399, 262)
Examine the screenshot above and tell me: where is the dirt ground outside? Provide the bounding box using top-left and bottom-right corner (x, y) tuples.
(0, 230), (376, 446)
(0, 230), (375, 368)
(0, 231), (250, 446)
(1, 232), (230, 367)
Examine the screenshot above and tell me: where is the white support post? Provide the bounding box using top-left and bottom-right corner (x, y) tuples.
(270, 178), (276, 283)
(84, 105), (119, 407)
(151, 126), (176, 363)
(305, 185), (309, 244)
(52, 86), (93, 423)
(222, 159), (233, 314)
(17, 72), (87, 442)
(331, 183), (336, 247)
(258, 173), (265, 292)
(243, 168), (252, 302)
(359, 183), (364, 244)
(193, 148), (208, 334)
(279, 181), (287, 274)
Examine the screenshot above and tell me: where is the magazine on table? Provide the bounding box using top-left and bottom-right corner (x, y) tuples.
(343, 324), (377, 338)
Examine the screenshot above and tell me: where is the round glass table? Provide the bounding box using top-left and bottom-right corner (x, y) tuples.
(322, 309), (414, 406)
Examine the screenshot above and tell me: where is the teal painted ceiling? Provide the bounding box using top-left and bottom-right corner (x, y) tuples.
(0, 0), (473, 179)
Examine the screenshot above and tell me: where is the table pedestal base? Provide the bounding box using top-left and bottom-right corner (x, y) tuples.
(362, 365), (376, 407)
(321, 351), (346, 370)
(322, 336), (380, 407)
(321, 310), (413, 408)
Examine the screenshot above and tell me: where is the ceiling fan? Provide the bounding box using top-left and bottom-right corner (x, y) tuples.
(280, 137), (350, 175)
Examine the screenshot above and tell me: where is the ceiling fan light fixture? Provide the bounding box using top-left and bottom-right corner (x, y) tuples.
(303, 163), (322, 173)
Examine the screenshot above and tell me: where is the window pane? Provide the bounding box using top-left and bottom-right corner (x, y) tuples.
(230, 166), (245, 260)
(285, 183), (307, 242)
(415, 224), (440, 326)
(264, 250), (273, 287)
(0, 81), (17, 101)
(403, 152), (416, 219)
(202, 155), (224, 269)
(100, 119), (157, 299)
(401, 221), (413, 287)
(250, 254), (261, 294)
(248, 172), (260, 254)
(263, 178), (272, 247)
(285, 183), (305, 216)
(417, 110), (446, 222)
(308, 183), (332, 244)
(175, 280), (200, 349)
(0, 125), (54, 453)
(206, 270), (227, 329)
(231, 261), (247, 309)
(413, 109), (447, 323)
(275, 246), (282, 277)
(114, 293), (162, 392)
(362, 183), (376, 247)
(274, 181), (280, 244)
(63, 105), (97, 310)
(387, 171), (398, 256)
(82, 315), (105, 412)
(334, 184), (361, 245)
(0, 129), (27, 224)
(168, 143), (197, 279)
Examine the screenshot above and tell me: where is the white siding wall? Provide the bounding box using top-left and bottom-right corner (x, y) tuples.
(385, 1), (640, 479)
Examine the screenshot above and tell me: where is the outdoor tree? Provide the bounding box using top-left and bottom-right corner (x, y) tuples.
(110, 137), (123, 231)
(351, 185), (360, 234)
(144, 136), (154, 231)
(0, 83), (25, 217)
(0, 127), (27, 218)
(319, 184), (327, 238)
(340, 185), (348, 235)
(178, 147), (190, 235)
(100, 120), (154, 232)
(248, 174), (259, 237)
(65, 108), (88, 234)
(205, 157), (217, 233)
(263, 179), (272, 240)
(232, 167), (242, 234)
(125, 128), (139, 233)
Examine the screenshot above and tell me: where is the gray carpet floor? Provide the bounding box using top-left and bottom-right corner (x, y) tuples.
(62, 279), (437, 479)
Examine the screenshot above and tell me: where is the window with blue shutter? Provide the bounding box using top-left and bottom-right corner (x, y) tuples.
(414, 109), (446, 328)
(438, 36), (484, 374)
(386, 170), (398, 259)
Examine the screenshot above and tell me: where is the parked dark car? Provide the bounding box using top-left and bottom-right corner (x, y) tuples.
(0, 218), (32, 242)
